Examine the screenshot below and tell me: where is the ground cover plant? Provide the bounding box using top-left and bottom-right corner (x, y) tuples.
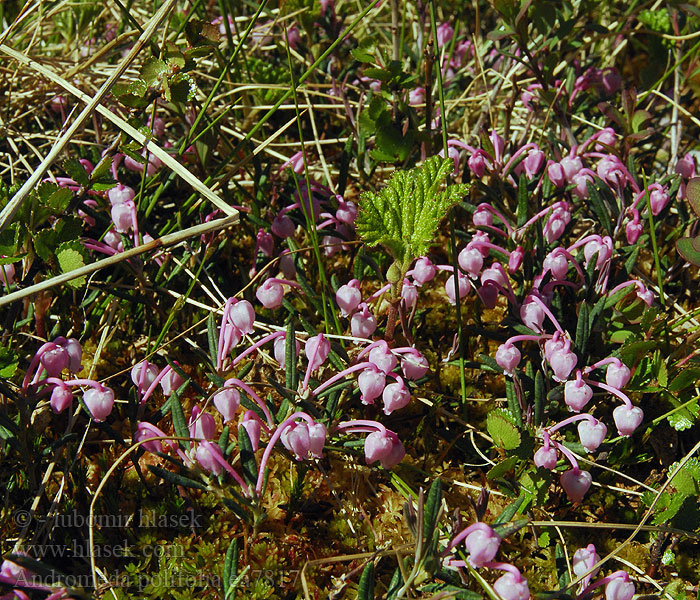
(1, 0), (700, 598)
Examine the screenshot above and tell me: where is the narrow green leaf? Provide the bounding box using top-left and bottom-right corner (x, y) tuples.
(357, 562), (375, 600)
(575, 301), (590, 355)
(238, 425), (258, 488)
(423, 478), (442, 552)
(533, 370), (544, 426)
(169, 382), (190, 448)
(223, 539), (239, 596)
(285, 320), (297, 392)
(147, 465), (207, 490)
(207, 312), (218, 367)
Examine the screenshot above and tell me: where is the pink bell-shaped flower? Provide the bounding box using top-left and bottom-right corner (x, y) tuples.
(560, 468), (592, 503)
(307, 422), (327, 458)
(543, 251), (569, 280)
(564, 380), (593, 412)
(548, 162), (566, 187)
(382, 432), (405, 468)
(412, 257), (437, 285)
(41, 346), (69, 377)
(256, 228), (274, 257)
(493, 571), (530, 600)
(549, 349), (577, 382)
(272, 213), (295, 238)
(351, 303), (377, 338)
(649, 185), (669, 216)
(445, 272), (469, 304)
(256, 279), (284, 309)
(478, 282), (499, 309)
(134, 423), (164, 453)
(358, 366), (386, 405)
(336, 280), (362, 317)
(382, 377), (410, 415)
(108, 183), (135, 205)
(83, 387), (115, 422)
(605, 576), (635, 600)
(468, 152), (487, 178)
(306, 334), (330, 371)
(229, 300), (255, 335)
(401, 350), (429, 380)
(560, 155), (583, 181)
(131, 361), (159, 391)
(625, 219), (642, 244)
(472, 204), (493, 227)
(572, 544), (600, 579)
(196, 441), (223, 476)
(464, 527), (501, 568)
(401, 279), (418, 310)
(111, 201), (134, 233)
(50, 384), (73, 413)
(59, 337), (83, 372)
(534, 446), (558, 470)
(213, 384), (241, 423)
(336, 198), (357, 226)
(239, 411), (262, 452)
(584, 237), (612, 270)
(368, 341), (397, 374)
(496, 344), (521, 375)
(612, 405), (643, 436)
(160, 366), (184, 396)
(364, 430), (392, 465)
(577, 419), (607, 453)
(282, 422), (311, 461)
(274, 335), (300, 369)
(508, 246), (524, 273)
(520, 296), (545, 331)
(523, 148), (544, 178)
(606, 362), (631, 389)
(459, 247), (484, 277)
(0, 261), (15, 287)
(189, 406), (216, 440)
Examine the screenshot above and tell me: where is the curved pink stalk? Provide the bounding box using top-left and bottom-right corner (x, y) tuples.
(547, 413), (599, 434)
(232, 331), (286, 367)
(552, 441), (579, 470)
(336, 419), (387, 435)
(227, 379), (274, 427)
(584, 379), (633, 409)
(22, 342), (58, 391)
(529, 295), (565, 334)
(312, 361), (374, 396)
(582, 357), (623, 375)
(141, 365), (172, 405)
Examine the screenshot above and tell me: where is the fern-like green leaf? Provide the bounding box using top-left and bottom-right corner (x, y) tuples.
(355, 157), (469, 268)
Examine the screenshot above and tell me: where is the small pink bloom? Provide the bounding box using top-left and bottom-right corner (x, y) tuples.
(534, 446), (558, 470)
(382, 377), (410, 415)
(351, 303), (377, 338)
(577, 419), (607, 452)
(606, 362), (631, 389)
(560, 468), (592, 502)
(464, 527), (501, 568)
(496, 344), (521, 375)
(83, 387), (115, 422)
(564, 380), (593, 412)
(612, 405), (643, 436)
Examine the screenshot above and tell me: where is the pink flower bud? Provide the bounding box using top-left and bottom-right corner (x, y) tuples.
(496, 344), (521, 375)
(508, 246), (524, 272)
(543, 215), (567, 244)
(534, 446), (558, 470)
(649, 185), (669, 216)
(134, 423), (164, 453)
(160, 366), (184, 396)
(564, 380), (593, 412)
(520, 296), (545, 331)
(40, 346), (69, 377)
(358, 367), (386, 405)
(369, 341), (398, 374)
(490, 131), (505, 162)
(544, 336), (567, 362)
(465, 527), (501, 567)
(351, 303), (377, 338)
(401, 350), (429, 380)
(409, 87), (425, 106)
(336, 198), (357, 226)
(468, 152), (487, 178)
(572, 544), (600, 579)
(524, 148), (545, 178)
(382, 377), (411, 415)
(560, 155), (583, 182)
(548, 162), (566, 187)
(196, 441), (223, 476)
(605, 576), (635, 600)
(336, 280), (362, 317)
(493, 572), (530, 600)
(577, 419), (607, 452)
(436, 22), (453, 47)
(108, 184), (135, 205)
(190, 407), (216, 440)
(83, 387), (115, 422)
(111, 201), (134, 233)
(256, 229), (274, 257)
(282, 422), (311, 461)
(543, 251), (569, 280)
(560, 468), (592, 503)
(307, 422), (327, 458)
(50, 384), (73, 413)
(445, 272), (470, 305)
(60, 337), (82, 372)
(596, 155), (626, 186)
(637, 287), (654, 306)
(600, 68), (622, 95)
(103, 229), (123, 252)
(274, 335), (300, 369)
(256, 279), (284, 309)
(675, 153), (696, 179)
(478, 282), (499, 308)
(412, 256), (436, 285)
(473, 204), (493, 227)
(131, 361), (160, 391)
(229, 300), (255, 335)
(306, 334), (330, 371)
(612, 405), (643, 436)
(1, 261), (15, 287)
(481, 265), (507, 288)
(279, 251), (296, 279)
(571, 172), (593, 199)
(459, 247), (484, 277)
(625, 219), (642, 244)
(0, 559), (33, 585)
(400, 280), (417, 310)
(272, 213), (295, 238)
(213, 385), (241, 423)
(240, 411), (261, 451)
(364, 430), (393, 464)
(549, 350), (577, 382)
(606, 362), (631, 389)
(584, 237), (612, 270)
